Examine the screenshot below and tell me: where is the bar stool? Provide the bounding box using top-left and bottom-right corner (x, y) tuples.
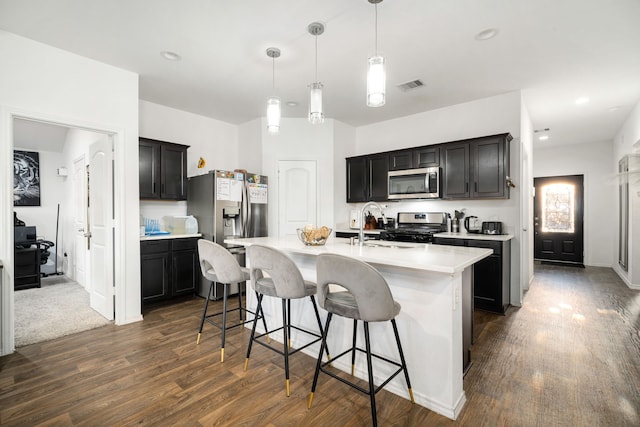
(308, 253), (414, 426)
(244, 244), (329, 397)
(196, 239), (267, 362)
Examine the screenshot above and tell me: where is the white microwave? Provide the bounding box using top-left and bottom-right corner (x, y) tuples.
(388, 167), (440, 199)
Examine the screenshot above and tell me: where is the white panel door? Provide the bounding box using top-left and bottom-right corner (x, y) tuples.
(89, 136), (114, 320)
(278, 160), (317, 237)
(72, 155), (88, 289)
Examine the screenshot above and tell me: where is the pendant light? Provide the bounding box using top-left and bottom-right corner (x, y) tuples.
(308, 22), (325, 124)
(266, 47), (281, 134)
(367, 0), (386, 107)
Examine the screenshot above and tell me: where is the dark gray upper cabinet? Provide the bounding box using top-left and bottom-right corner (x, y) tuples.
(347, 133), (510, 202)
(346, 153), (389, 202)
(139, 137), (189, 200)
(442, 142), (470, 198)
(389, 150), (414, 170)
(368, 153), (389, 201)
(442, 133), (511, 199)
(346, 156), (368, 202)
(389, 146), (439, 170)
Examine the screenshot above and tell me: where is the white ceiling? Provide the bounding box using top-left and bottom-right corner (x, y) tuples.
(2, 0), (640, 150)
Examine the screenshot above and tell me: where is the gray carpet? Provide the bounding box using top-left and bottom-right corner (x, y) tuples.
(14, 276), (112, 347)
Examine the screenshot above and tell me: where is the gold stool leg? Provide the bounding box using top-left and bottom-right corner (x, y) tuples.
(221, 347), (225, 363)
(196, 332), (202, 345)
(307, 392), (314, 409)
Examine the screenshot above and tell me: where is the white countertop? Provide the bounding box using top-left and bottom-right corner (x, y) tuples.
(434, 232), (514, 241)
(225, 235), (492, 275)
(140, 233), (201, 241)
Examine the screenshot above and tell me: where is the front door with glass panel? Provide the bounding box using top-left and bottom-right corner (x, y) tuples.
(533, 175), (584, 265)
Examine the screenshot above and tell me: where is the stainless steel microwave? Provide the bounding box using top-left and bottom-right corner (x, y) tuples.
(388, 167), (440, 199)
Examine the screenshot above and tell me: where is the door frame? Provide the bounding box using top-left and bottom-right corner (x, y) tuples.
(533, 174), (585, 265)
(0, 107), (132, 355)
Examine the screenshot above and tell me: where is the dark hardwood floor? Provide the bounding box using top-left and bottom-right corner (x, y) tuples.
(1, 264), (639, 426)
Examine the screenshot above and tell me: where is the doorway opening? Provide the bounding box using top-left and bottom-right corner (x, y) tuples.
(533, 175), (584, 267)
(11, 117), (114, 347)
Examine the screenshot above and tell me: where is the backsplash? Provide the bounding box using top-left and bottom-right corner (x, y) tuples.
(140, 200), (187, 229)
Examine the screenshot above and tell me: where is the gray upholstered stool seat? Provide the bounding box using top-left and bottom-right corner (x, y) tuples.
(252, 277), (317, 298)
(196, 239), (267, 362)
(244, 244), (330, 397)
(308, 253), (414, 427)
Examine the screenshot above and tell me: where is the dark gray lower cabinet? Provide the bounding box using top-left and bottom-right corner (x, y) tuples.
(433, 237), (511, 314)
(141, 237), (199, 306)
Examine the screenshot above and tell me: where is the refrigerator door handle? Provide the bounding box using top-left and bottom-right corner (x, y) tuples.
(245, 182), (252, 237)
(240, 181), (248, 237)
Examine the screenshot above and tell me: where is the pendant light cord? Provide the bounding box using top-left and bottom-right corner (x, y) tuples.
(374, 3), (378, 55)
(272, 56), (275, 92)
(315, 34), (318, 83)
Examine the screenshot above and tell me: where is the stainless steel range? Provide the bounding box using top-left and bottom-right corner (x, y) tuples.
(380, 212), (448, 243)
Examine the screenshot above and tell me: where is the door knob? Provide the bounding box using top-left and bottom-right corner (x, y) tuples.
(78, 228), (84, 232)
(84, 232), (92, 238)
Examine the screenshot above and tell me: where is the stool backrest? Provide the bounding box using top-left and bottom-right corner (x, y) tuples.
(197, 239), (245, 284)
(316, 253), (396, 322)
(247, 245), (308, 299)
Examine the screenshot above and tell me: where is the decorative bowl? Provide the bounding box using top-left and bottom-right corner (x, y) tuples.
(297, 226), (332, 246)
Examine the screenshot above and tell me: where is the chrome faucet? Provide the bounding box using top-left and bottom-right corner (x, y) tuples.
(358, 201), (387, 246)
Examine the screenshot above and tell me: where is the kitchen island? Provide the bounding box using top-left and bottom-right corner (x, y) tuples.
(225, 236), (492, 420)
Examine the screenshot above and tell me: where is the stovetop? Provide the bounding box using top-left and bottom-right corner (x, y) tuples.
(380, 212), (448, 243)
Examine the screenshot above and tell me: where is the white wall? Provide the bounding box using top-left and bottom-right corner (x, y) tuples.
(139, 100), (241, 226)
(0, 31), (140, 355)
(520, 98), (534, 291)
(612, 99), (640, 288)
(238, 117), (336, 237)
(352, 92), (524, 305)
(533, 140), (615, 268)
(139, 100), (239, 177)
(333, 120), (357, 230)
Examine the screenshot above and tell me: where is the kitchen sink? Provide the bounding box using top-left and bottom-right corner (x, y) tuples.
(347, 241), (415, 249)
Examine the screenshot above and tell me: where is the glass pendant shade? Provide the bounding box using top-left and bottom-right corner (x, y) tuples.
(308, 82), (324, 124)
(266, 97), (281, 134)
(367, 55), (386, 107)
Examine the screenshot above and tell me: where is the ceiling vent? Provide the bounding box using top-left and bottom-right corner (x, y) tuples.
(397, 79), (424, 91)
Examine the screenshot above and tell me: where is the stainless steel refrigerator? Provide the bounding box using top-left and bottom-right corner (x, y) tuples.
(187, 170), (268, 299)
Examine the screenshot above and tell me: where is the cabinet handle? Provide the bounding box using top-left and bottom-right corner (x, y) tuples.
(465, 182), (469, 192)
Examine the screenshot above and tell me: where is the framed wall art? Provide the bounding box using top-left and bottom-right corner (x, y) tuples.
(13, 150), (41, 206)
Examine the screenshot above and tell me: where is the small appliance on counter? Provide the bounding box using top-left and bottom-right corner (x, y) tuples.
(163, 215), (199, 234)
(464, 216), (481, 233)
(481, 221), (503, 235)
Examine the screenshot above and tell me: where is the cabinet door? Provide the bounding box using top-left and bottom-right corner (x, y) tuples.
(472, 254), (502, 310)
(389, 150), (414, 171)
(141, 252), (170, 303)
(442, 142), (470, 199)
(472, 136), (506, 198)
(414, 146), (440, 168)
(172, 249), (198, 296)
(368, 154), (389, 201)
(139, 140), (161, 199)
(161, 144), (188, 200)
(346, 157), (367, 203)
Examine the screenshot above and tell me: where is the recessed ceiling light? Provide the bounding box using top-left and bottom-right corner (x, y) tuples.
(607, 106), (621, 112)
(575, 97), (589, 105)
(286, 101), (299, 107)
(474, 28), (499, 41)
(538, 135), (549, 141)
(160, 51), (181, 61)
